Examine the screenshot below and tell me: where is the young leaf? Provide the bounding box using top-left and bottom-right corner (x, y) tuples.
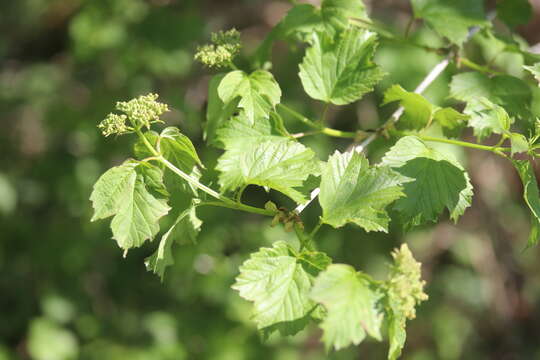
(158, 127), (202, 168)
(509, 133), (529, 155)
(513, 160), (540, 247)
(218, 70), (281, 125)
(524, 63), (540, 85)
(145, 203), (202, 281)
(464, 98), (513, 141)
(382, 85), (434, 130)
(410, 0), (489, 45)
(433, 107), (469, 139)
(387, 314), (406, 360)
(216, 113), (319, 204)
(299, 28), (385, 105)
(449, 72), (532, 119)
(205, 73), (239, 147)
(321, 0), (368, 33)
(319, 151), (407, 232)
(382, 136), (473, 228)
(232, 241), (330, 333)
(310, 264), (383, 350)
(90, 161), (170, 250)
(497, 0), (533, 28)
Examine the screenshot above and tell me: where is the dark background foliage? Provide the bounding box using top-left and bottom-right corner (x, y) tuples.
(2, 0), (540, 359)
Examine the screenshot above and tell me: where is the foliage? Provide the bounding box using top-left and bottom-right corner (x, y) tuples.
(4, 0), (540, 359)
(87, 0), (540, 357)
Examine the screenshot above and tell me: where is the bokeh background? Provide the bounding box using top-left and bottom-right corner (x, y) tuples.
(2, 0), (540, 359)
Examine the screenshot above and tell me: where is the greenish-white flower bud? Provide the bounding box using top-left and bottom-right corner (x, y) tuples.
(387, 244), (428, 319)
(194, 28), (241, 68)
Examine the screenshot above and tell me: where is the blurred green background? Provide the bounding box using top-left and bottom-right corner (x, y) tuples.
(2, 0), (540, 359)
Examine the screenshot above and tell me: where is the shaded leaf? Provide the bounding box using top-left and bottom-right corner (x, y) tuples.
(411, 0), (489, 45)
(513, 160), (540, 248)
(382, 136), (473, 228)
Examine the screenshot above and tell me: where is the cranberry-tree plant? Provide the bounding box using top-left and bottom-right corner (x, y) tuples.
(89, 0), (540, 357)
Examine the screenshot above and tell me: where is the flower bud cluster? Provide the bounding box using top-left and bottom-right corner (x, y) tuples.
(98, 93), (169, 137)
(98, 114), (129, 137)
(194, 29), (241, 68)
(387, 244), (428, 320)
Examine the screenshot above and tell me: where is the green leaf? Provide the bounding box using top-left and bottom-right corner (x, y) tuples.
(387, 314), (406, 360)
(513, 160), (540, 248)
(433, 107), (469, 138)
(382, 136), (473, 228)
(509, 133), (529, 155)
(216, 113), (320, 203)
(133, 130), (159, 159)
(299, 27), (385, 105)
(205, 73), (239, 147)
(321, 0), (368, 33)
(464, 98), (513, 140)
(310, 264), (383, 350)
(449, 72), (532, 119)
(90, 161), (170, 250)
(497, 0), (532, 28)
(524, 63), (540, 85)
(232, 241), (330, 332)
(145, 203), (202, 281)
(319, 151), (406, 232)
(382, 85), (434, 130)
(411, 0), (489, 45)
(218, 70), (281, 125)
(159, 127), (202, 168)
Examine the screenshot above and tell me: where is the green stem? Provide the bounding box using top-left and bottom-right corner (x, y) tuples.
(404, 17), (415, 38)
(236, 184), (247, 202)
(418, 135), (511, 154)
(310, 219), (323, 238)
(278, 103), (357, 138)
(295, 224), (313, 251)
(278, 103), (320, 130)
(135, 129), (274, 217)
(459, 57), (504, 76)
(198, 201), (274, 217)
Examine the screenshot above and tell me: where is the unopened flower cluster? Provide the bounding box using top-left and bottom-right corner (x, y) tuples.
(194, 29), (241, 68)
(387, 244), (428, 320)
(98, 93), (169, 137)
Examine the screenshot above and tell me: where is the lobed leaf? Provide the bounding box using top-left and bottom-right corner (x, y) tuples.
(449, 72), (532, 120)
(310, 264), (383, 350)
(218, 70), (281, 125)
(299, 27), (385, 105)
(232, 241), (330, 333)
(411, 0), (489, 45)
(90, 161), (170, 250)
(464, 98), (513, 141)
(145, 203), (202, 281)
(382, 136), (473, 228)
(319, 151), (407, 232)
(216, 113), (320, 204)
